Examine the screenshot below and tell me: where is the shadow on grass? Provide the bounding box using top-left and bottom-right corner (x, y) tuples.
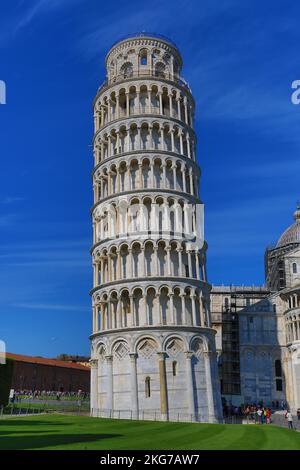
(0, 433), (122, 450)
(0, 420), (72, 426)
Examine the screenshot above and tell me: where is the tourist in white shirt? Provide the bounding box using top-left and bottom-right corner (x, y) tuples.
(285, 410), (294, 429)
(257, 408), (263, 424)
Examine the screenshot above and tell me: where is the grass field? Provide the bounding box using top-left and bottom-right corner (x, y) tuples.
(0, 414), (300, 450)
(5, 401), (89, 412)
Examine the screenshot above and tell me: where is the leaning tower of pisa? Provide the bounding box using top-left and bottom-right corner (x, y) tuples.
(90, 33), (223, 423)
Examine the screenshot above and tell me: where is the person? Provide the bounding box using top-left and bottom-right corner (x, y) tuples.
(285, 410), (294, 429)
(297, 408), (300, 421)
(251, 405), (256, 422)
(263, 408), (267, 424)
(257, 408), (263, 424)
(266, 407), (271, 424)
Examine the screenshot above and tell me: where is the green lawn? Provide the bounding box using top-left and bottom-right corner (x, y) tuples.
(6, 401), (89, 412)
(0, 414), (299, 450)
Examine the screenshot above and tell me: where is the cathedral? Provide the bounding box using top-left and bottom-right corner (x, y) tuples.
(211, 206), (300, 411)
(89, 32), (300, 422)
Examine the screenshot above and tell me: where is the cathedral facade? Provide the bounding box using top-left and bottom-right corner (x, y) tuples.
(211, 206), (300, 411)
(89, 33), (223, 423)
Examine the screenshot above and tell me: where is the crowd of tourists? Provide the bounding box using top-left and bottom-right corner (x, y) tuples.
(10, 390), (89, 402)
(223, 404), (272, 423)
(223, 402), (300, 429)
(243, 405), (272, 424)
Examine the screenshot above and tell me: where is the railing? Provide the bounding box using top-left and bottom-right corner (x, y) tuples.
(270, 411), (300, 430)
(91, 408), (219, 423)
(97, 69), (191, 95)
(0, 400), (90, 418)
(109, 32), (178, 50)
(103, 106), (161, 123)
(99, 105), (184, 129)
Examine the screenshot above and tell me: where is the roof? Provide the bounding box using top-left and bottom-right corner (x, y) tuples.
(6, 353), (90, 371)
(105, 32), (183, 67)
(276, 207), (300, 248)
(109, 32), (178, 51)
(211, 285), (269, 293)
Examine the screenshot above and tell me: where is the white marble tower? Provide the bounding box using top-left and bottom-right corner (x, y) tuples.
(90, 33), (223, 422)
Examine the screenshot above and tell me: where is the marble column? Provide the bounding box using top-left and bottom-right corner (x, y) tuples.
(117, 298), (121, 329)
(137, 126), (142, 150)
(169, 293), (175, 325)
(126, 92), (130, 116)
(199, 292), (205, 326)
(178, 248), (183, 276)
(184, 97), (188, 124)
(130, 353), (139, 419)
(166, 246), (172, 276)
(196, 253), (201, 280)
(157, 352), (168, 420)
(105, 355), (114, 415)
(177, 97), (181, 120)
(158, 92), (163, 114)
(136, 91), (140, 114)
(130, 295), (135, 326)
(148, 125), (153, 149)
(182, 166), (186, 192)
(90, 359), (98, 415)
(179, 132), (184, 155)
(150, 162), (155, 187)
(204, 351), (217, 423)
(181, 294), (186, 325)
(170, 128), (175, 152)
(128, 248), (133, 278)
(187, 251), (192, 278)
(185, 352), (195, 419)
(168, 93), (173, 117)
(172, 164), (177, 190)
(160, 127), (165, 151)
(189, 170), (194, 195)
(116, 93), (120, 119)
(92, 305), (96, 332)
(100, 302), (105, 330)
(152, 246), (158, 275)
(191, 294), (197, 326)
(186, 135), (191, 158)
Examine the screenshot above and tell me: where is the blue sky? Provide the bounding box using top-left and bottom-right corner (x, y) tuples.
(0, 0), (299, 357)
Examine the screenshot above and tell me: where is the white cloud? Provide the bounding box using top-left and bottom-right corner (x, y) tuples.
(0, 196), (24, 205)
(13, 0), (85, 34)
(0, 214), (17, 227)
(11, 302), (88, 312)
(0, 239), (90, 268)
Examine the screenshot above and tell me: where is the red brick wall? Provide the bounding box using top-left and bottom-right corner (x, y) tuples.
(11, 361), (90, 392)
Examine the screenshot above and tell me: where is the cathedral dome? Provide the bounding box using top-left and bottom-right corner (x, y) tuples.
(276, 206), (300, 247)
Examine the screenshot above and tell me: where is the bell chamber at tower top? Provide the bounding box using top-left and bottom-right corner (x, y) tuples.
(93, 35), (196, 152)
(96, 34), (192, 94)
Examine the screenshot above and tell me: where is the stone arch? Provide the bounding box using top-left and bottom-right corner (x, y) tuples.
(135, 336), (159, 357)
(96, 342), (107, 361)
(145, 285), (157, 325)
(112, 339), (130, 361)
(132, 286), (144, 326)
(163, 335), (185, 356)
(190, 335), (209, 354)
(120, 61), (133, 78)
